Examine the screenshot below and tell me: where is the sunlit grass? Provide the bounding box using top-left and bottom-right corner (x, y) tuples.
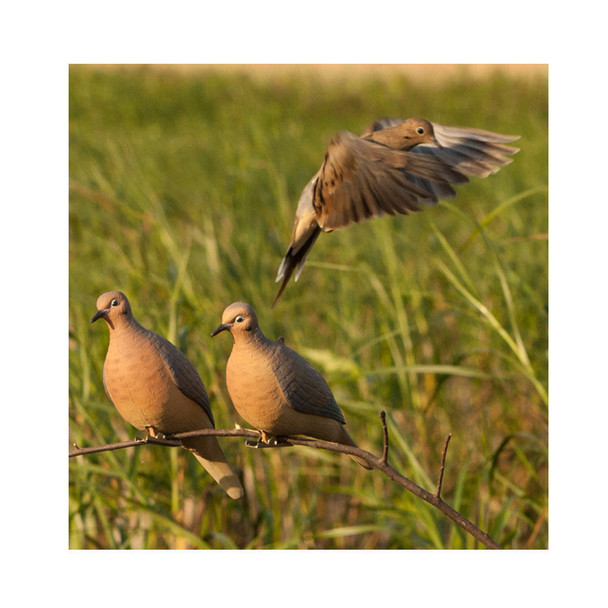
(69, 65), (548, 549)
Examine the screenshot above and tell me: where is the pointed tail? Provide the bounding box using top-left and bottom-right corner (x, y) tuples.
(273, 225), (322, 306)
(339, 427), (373, 470)
(182, 436), (244, 499)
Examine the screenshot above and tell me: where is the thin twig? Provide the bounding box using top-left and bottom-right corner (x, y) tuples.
(68, 420), (502, 549)
(69, 435), (183, 456)
(279, 433), (501, 549)
(68, 428), (260, 457)
(380, 410), (389, 464)
(436, 433), (452, 498)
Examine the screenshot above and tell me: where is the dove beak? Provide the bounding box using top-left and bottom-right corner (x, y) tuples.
(211, 323), (232, 337)
(90, 309), (110, 323)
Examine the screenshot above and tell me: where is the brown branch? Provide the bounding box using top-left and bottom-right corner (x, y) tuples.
(436, 433), (452, 498)
(70, 435), (183, 456)
(69, 420), (502, 549)
(380, 410), (389, 464)
(69, 428), (262, 457)
(275, 434), (501, 549)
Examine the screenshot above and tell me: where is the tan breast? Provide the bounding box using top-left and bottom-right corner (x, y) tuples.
(225, 340), (285, 432)
(104, 326), (210, 434)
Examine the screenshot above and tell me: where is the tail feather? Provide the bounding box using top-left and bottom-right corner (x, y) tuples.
(338, 426), (373, 470)
(350, 454), (373, 470)
(272, 226), (321, 306)
(327, 424), (374, 471)
(182, 436), (244, 499)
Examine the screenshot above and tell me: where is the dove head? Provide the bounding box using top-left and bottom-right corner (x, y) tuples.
(90, 290), (134, 330)
(211, 302), (262, 341)
(395, 118), (439, 148)
(369, 117), (440, 150)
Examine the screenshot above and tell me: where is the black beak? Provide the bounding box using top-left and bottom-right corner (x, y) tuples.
(90, 309), (109, 324)
(210, 323), (232, 337)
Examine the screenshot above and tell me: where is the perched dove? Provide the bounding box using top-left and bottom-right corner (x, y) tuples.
(211, 302), (372, 469)
(91, 290), (244, 499)
(273, 117), (519, 303)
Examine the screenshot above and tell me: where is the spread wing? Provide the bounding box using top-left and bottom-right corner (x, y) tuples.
(362, 117), (519, 199)
(312, 130), (468, 231)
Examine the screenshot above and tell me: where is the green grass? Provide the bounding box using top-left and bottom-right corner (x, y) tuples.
(69, 65), (548, 549)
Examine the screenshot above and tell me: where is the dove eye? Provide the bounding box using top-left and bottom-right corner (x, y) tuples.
(416, 127), (425, 135)
(235, 316), (245, 323)
(110, 299), (120, 307)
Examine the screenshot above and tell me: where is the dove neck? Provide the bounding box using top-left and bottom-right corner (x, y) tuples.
(234, 326), (271, 349)
(107, 315), (145, 338)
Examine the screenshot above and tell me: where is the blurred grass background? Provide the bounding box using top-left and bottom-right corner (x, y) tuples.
(69, 64), (548, 549)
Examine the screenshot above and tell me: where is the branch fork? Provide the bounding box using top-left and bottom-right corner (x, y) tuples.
(69, 413), (501, 549)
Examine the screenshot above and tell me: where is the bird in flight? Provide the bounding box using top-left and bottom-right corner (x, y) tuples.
(273, 117), (519, 305)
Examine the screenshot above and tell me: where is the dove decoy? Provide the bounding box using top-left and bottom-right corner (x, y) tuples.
(211, 301), (372, 469)
(91, 290), (244, 499)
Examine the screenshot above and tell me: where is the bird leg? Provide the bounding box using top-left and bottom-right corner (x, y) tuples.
(245, 431), (291, 449)
(144, 425), (166, 440)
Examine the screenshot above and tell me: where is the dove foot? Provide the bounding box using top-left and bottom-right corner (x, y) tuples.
(144, 425), (166, 440)
(245, 432), (291, 449)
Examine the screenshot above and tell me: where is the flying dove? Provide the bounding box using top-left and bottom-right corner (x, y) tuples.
(273, 117), (519, 303)
(211, 301), (372, 469)
(91, 290), (244, 499)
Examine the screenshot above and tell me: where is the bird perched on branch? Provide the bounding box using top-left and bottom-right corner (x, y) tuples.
(211, 301), (372, 469)
(273, 117), (519, 304)
(91, 290), (244, 499)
